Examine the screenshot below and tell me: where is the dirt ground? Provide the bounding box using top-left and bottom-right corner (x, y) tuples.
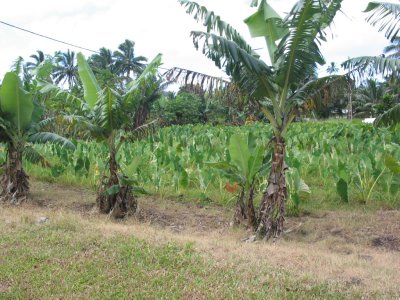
(2, 179), (400, 297)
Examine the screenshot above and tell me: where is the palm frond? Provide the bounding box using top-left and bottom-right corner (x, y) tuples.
(61, 115), (103, 137)
(276, 0), (343, 98)
(178, 0), (255, 54)
(365, 1), (400, 42)
(342, 56), (400, 80)
(374, 103), (400, 126)
(28, 132), (75, 150)
(190, 31), (276, 98)
(24, 145), (50, 167)
(164, 67), (229, 92)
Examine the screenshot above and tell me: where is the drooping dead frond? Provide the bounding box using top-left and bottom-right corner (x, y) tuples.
(164, 67), (230, 92)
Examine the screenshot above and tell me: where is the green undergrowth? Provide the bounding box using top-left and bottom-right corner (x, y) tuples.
(17, 120), (400, 214)
(0, 214), (367, 299)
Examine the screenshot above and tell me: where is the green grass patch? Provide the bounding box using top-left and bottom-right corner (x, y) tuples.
(0, 214), (365, 299)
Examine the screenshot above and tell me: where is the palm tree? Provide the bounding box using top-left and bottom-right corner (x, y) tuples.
(58, 52), (162, 218)
(353, 79), (384, 117)
(90, 47), (115, 71)
(343, 2), (400, 77)
(327, 62), (339, 74)
(26, 50), (46, 70)
(113, 39), (147, 78)
(53, 50), (79, 88)
(129, 75), (168, 129)
(179, 0), (343, 239)
(0, 72), (74, 203)
(343, 1), (400, 126)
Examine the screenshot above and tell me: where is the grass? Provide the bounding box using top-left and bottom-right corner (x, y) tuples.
(0, 178), (399, 299)
(0, 211), (363, 300)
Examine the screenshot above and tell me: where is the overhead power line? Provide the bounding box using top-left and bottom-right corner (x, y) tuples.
(0, 20), (213, 74)
(0, 20), (99, 53)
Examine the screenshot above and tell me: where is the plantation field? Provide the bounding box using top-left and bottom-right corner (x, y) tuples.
(0, 180), (399, 299)
(25, 121), (400, 212)
(1, 121), (400, 298)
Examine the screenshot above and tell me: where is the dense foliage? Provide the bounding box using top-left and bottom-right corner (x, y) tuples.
(19, 122), (399, 212)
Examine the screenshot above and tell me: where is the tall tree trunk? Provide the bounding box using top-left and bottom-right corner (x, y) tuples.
(0, 143), (29, 203)
(256, 138), (287, 240)
(96, 143), (137, 218)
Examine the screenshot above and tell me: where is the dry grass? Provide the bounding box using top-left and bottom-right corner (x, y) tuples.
(1, 179), (399, 298)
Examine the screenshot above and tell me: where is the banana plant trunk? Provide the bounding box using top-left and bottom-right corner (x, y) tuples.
(256, 137), (287, 240)
(0, 143), (29, 203)
(97, 140), (137, 218)
(233, 186), (257, 230)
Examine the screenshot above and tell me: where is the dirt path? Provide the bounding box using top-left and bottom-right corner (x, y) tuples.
(2, 179), (400, 297)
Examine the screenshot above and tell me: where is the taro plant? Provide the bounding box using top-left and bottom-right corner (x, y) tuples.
(0, 71), (74, 203)
(285, 167), (311, 215)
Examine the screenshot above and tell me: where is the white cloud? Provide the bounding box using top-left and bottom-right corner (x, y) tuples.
(0, 0), (397, 80)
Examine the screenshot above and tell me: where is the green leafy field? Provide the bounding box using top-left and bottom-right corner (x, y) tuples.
(23, 121), (400, 211)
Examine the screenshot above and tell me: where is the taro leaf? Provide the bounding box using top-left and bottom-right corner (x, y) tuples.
(75, 157), (84, 173)
(247, 131), (257, 151)
(84, 157), (90, 174)
(105, 184), (120, 196)
(180, 169), (189, 189)
(390, 176), (400, 195)
(290, 157), (301, 170)
(229, 133), (250, 176)
(336, 178), (349, 203)
(291, 193), (301, 209)
(51, 165), (65, 177)
(131, 186), (150, 195)
(247, 145), (264, 181)
(384, 155), (400, 174)
(118, 174), (138, 186)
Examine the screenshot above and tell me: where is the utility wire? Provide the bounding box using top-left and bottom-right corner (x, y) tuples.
(0, 19), (174, 70)
(0, 20), (209, 74)
(0, 20), (99, 54)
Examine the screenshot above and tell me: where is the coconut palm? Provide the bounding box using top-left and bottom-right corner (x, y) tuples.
(0, 72), (74, 203)
(26, 50), (46, 70)
(53, 50), (79, 88)
(90, 47), (115, 72)
(327, 62), (339, 74)
(343, 1), (400, 126)
(113, 39), (147, 79)
(343, 2), (400, 77)
(179, 0), (343, 239)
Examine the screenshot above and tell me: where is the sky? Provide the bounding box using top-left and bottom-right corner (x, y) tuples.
(0, 0), (397, 81)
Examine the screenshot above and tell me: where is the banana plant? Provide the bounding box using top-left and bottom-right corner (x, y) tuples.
(0, 72), (74, 203)
(63, 52), (162, 218)
(178, 0), (343, 239)
(208, 133), (270, 229)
